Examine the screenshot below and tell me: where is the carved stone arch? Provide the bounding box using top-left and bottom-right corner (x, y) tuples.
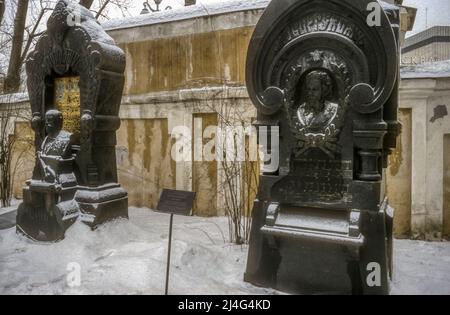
(244, 0), (401, 295)
(25, 0), (126, 186)
(266, 31), (371, 157)
(18, 0), (128, 241)
(246, 0), (398, 116)
(272, 32), (371, 92)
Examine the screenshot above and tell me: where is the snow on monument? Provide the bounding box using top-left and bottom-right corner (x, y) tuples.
(17, 0), (128, 242)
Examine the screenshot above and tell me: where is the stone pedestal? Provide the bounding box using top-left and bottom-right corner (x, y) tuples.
(76, 184), (128, 226)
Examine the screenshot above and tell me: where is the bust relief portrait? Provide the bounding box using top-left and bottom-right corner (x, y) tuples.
(38, 109), (73, 183)
(296, 70), (338, 134)
(285, 64), (348, 158)
(41, 109), (72, 157)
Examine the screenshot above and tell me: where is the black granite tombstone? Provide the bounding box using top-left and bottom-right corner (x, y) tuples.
(244, 0), (400, 294)
(17, 0), (128, 241)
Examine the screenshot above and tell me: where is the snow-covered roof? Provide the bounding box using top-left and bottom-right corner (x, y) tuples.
(0, 92), (29, 104)
(102, 0), (269, 31)
(380, 1), (399, 12)
(401, 60), (450, 79)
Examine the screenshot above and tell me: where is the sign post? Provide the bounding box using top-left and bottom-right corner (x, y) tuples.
(156, 189), (196, 295)
(165, 213), (173, 295)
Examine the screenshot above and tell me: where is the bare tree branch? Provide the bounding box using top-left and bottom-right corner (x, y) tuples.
(20, 6), (50, 65)
(1, 0), (132, 93)
(3, 0), (29, 93)
(0, 0), (5, 27)
(79, 0), (94, 9)
(0, 101), (27, 207)
(95, 0), (110, 19)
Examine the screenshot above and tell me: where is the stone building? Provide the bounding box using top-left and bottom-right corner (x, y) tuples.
(388, 61), (450, 240)
(3, 0), (448, 240)
(402, 26), (450, 65)
(103, 1), (271, 217)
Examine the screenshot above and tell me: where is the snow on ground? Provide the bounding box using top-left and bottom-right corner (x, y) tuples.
(0, 207), (275, 295)
(391, 240), (450, 295)
(0, 207), (450, 295)
(0, 199), (20, 216)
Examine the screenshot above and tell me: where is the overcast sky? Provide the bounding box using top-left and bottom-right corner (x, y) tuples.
(403, 0), (450, 36)
(117, 0), (191, 17)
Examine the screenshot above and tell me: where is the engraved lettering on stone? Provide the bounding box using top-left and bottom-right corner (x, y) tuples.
(284, 13), (365, 46)
(273, 159), (352, 203)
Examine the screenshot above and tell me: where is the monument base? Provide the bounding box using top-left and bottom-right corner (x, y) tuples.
(244, 199), (393, 295)
(16, 183), (79, 242)
(75, 183), (128, 227)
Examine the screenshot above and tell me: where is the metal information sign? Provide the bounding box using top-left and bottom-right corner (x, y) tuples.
(156, 189), (196, 216)
(156, 189), (196, 295)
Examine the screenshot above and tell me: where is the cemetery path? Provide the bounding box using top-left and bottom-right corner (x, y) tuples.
(0, 207), (449, 295)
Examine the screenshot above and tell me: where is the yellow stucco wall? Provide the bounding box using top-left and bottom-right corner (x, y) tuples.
(11, 121), (35, 199)
(116, 119), (176, 209)
(113, 25), (256, 215)
(387, 109), (412, 238)
(119, 26), (253, 95)
(192, 113), (218, 216)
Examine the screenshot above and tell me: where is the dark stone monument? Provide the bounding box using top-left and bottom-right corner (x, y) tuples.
(17, 0), (128, 241)
(244, 0), (400, 294)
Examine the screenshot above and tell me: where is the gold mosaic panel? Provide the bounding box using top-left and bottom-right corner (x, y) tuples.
(54, 76), (81, 135)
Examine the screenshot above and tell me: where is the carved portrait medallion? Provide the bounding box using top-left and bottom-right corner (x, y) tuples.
(284, 50), (351, 158)
(296, 71), (338, 132)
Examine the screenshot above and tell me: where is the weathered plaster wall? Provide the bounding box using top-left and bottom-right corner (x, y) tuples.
(192, 113), (218, 217)
(119, 27), (253, 95)
(116, 87), (255, 216)
(116, 119), (176, 209)
(105, 9), (262, 216)
(387, 108), (412, 238)
(0, 101), (33, 201)
(10, 121), (34, 199)
(426, 89), (450, 239)
(393, 77), (450, 239)
(106, 9), (263, 96)
(444, 134), (450, 238)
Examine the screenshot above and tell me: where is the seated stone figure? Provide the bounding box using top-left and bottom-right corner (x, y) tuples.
(41, 110), (72, 157)
(17, 109), (79, 242)
(37, 109), (74, 185)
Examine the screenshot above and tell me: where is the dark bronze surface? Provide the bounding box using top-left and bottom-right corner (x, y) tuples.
(17, 0), (128, 242)
(244, 0), (400, 295)
(157, 189), (196, 216)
